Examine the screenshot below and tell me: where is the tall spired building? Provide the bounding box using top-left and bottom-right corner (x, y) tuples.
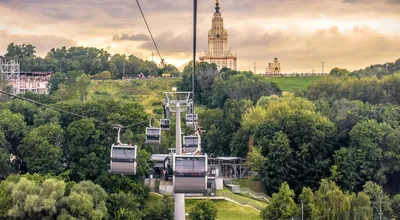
(199, 0), (237, 71)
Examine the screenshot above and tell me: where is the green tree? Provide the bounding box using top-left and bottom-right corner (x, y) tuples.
(362, 181), (392, 219)
(76, 74), (91, 101)
(60, 181), (108, 220)
(312, 179), (351, 220)
(246, 144), (266, 174)
(392, 194), (400, 219)
(106, 192), (141, 219)
(48, 72), (65, 94)
(8, 177), (65, 219)
(0, 179), (12, 218)
(34, 108), (61, 127)
(350, 192), (373, 220)
(143, 195), (173, 220)
(0, 148), (14, 180)
(329, 67), (351, 77)
(189, 199), (218, 220)
(261, 182), (297, 220)
(299, 187), (314, 220)
(241, 106), (267, 132)
(19, 123), (64, 174)
(262, 132), (294, 192)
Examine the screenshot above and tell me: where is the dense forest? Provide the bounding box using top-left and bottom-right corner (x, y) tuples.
(1, 43), (400, 219)
(1, 43), (179, 78)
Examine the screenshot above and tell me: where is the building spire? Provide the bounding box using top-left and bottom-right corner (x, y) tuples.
(215, 0), (220, 13)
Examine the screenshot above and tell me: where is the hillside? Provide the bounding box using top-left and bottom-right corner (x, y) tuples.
(265, 76), (322, 93)
(87, 78), (181, 114)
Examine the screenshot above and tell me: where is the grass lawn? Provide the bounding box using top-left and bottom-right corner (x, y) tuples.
(186, 199), (261, 220)
(232, 178), (266, 193)
(147, 194), (261, 220)
(216, 188), (268, 210)
(266, 76), (322, 93)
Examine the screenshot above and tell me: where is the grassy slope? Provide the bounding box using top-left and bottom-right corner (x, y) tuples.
(232, 178), (265, 193)
(87, 78), (180, 114)
(148, 193), (261, 220)
(216, 188), (268, 210)
(266, 76), (322, 93)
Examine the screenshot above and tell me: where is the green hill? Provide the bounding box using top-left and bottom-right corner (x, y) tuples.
(266, 76), (322, 93)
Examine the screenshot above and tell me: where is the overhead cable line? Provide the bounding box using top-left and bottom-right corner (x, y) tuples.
(135, 0), (163, 62)
(192, 0), (197, 125)
(0, 90), (153, 129)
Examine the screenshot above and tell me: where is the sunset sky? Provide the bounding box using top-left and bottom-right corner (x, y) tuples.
(0, 0), (399, 73)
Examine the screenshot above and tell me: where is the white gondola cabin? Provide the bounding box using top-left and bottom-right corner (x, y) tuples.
(109, 144), (137, 175)
(173, 154), (207, 194)
(145, 128), (161, 145)
(186, 114), (198, 129)
(160, 119), (171, 131)
(183, 136), (199, 154)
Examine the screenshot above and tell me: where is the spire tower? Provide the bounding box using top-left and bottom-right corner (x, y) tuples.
(199, 0), (237, 71)
(215, 0), (220, 13)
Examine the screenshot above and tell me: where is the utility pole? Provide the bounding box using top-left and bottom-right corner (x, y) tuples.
(253, 62), (257, 74)
(322, 62), (325, 75)
(301, 201), (304, 220)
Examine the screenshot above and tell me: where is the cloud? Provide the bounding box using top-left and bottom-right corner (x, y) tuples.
(113, 33), (150, 41)
(0, 0), (400, 71)
(0, 30), (76, 57)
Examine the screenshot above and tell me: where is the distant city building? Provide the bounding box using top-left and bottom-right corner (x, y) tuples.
(266, 58), (281, 74)
(199, 0), (237, 71)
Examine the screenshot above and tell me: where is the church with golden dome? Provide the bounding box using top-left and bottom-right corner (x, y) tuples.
(199, 0), (237, 71)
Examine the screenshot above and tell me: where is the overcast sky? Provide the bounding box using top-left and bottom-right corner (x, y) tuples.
(1, 0), (399, 72)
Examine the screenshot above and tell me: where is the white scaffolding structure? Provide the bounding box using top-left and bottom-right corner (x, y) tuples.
(0, 59), (50, 94)
(0, 59), (20, 94)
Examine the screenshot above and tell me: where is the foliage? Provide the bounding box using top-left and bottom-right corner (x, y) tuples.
(312, 179), (351, 220)
(8, 177), (65, 219)
(350, 192), (373, 220)
(241, 106), (267, 132)
(329, 67), (351, 77)
(305, 74), (400, 105)
(60, 181), (108, 220)
(350, 59), (400, 78)
(178, 61), (219, 106)
(254, 97), (337, 193)
(106, 191), (141, 219)
(392, 194), (400, 219)
(299, 187), (314, 219)
(19, 123), (64, 174)
(143, 195), (174, 220)
(189, 199), (218, 220)
(362, 181), (392, 219)
(261, 182), (297, 220)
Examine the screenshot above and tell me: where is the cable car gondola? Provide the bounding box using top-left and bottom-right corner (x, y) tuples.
(109, 144), (137, 175)
(186, 114), (198, 129)
(173, 154), (207, 194)
(145, 127), (162, 144)
(160, 119), (171, 131)
(183, 135), (199, 154)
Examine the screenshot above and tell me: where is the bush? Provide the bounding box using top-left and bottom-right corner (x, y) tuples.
(189, 199), (218, 220)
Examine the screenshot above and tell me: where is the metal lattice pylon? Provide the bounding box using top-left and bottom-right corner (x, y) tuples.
(0, 59), (21, 94)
